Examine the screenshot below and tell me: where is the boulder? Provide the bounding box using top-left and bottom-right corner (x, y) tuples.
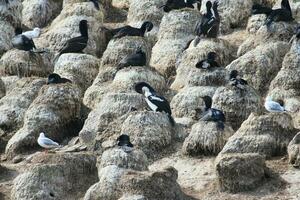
(0, 0), (22, 27)
(79, 93), (146, 149)
(99, 147), (148, 171)
(0, 49), (52, 77)
(170, 86), (217, 118)
(226, 42), (290, 96)
(0, 78), (45, 133)
(182, 121), (234, 156)
(21, 0), (62, 28)
(121, 111), (174, 157)
(54, 53), (100, 92)
(171, 38), (235, 91)
(112, 0), (131, 9)
(221, 113), (298, 158)
(212, 85), (262, 130)
(5, 83), (82, 158)
(288, 132), (300, 168)
(1, 76), (21, 93)
(246, 14), (266, 35)
(0, 21), (15, 56)
(215, 153), (267, 193)
(11, 153), (98, 200)
(150, 9), (200, 77)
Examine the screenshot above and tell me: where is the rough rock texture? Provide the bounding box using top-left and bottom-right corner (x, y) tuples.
(238, 22), (296, 56)
(288, 132), (300, 168)
(0, 78), (45, 133)
(37, 1), (105, 57)
(226, 42), (290, 96)
(170, 86), (217, 118)
(22, 0), (63, 28)
(215, 153), (267, 193)
(112, 0), (131, 9)
(54, 53), (100, 92)
(0, 0), (22, 28)
(182, 121), (234, 156)
(221, 113), (298, 158)
(171, 38), (235, 91)
(121, 111), (174, 157)
(99, 147), (148, 171)
(246, 14), (266, 35)
(5, 83), (82, 158)
(0, 78), (5, 99)
(212, 85), (262, 130)
(0, 49), (52, 77)
(0, 21), (15, 56)
(11, 153), (98, 200)
(1, 76), (21, 93)
(79, 93), (146, 149)
(151, 9), (200, 77)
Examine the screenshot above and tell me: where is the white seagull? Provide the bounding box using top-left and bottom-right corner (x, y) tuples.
(264, 96), (285, 112)
(22, 28), (41, 40)
(37, 132), (60, 152)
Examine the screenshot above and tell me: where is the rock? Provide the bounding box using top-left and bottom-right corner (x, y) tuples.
(171, 38), (235, 90)
(226, 42), (290, 96)
(5, 83), (82, 158)
(0, 78), (5, 99)
(99, 147), (148, 171)
(246, 14), (266, 35)
(0, 49), (52, 78)
(221, 113), (297, 158)
(1, 76), (21, 93)
(0, 21), (15, 56)
(170, 86), (217, 118)
(212, 85), (262, 130)
(288, 132), (300, 168)
(238, 22), (296, 56)
(182, 121), (234, 156)
(54, 53), (100, 92)
(79, 93), (146, 149)
(118, 195), (146, 200)
(0, 0), (22, 27)
(0, 78), (45, 133)
(11, 153), (98, 200)
(121, 111), (174, 157)
(150, 9), (200, 77)
(21, 0), (62, 28)
(37, 1), (105, 57)
(112, 0), (130, 9)
(215, 153), (267, 193)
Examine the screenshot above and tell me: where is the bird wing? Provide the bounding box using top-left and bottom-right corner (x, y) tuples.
(113, 27), (140, 38)
(120, 53), (146, 67)
(22, 35), (36, 49)
(59, 36), (87, 53)
(40, 137), (59, 146)
(148, 95), (172, 115)
(265, 101), (284, 111)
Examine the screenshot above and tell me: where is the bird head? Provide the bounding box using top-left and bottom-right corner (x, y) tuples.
(142, 21), (154, 33)
(47, 73), (61, 84)
(229, 70), (238, 79)
(39, 132), (45, 137)
(207, 51), (217, 61)
(206, 1), (212, 10)
(15, 27), (23, 35)
(79, 20), (88, 37)
(134, 82), (155, 94)
(33, 27), (41, 35)
(201, 95), (212, 109)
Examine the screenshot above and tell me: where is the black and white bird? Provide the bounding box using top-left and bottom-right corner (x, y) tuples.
(264, 0), (293, 27)
(264, 96), (286, 112)
(90, 0), (100, 10)
(47, 73), (72, 84)
(117, 47), (146, 70)
(135, 82), (175, 126)
(54, 20), (88, 62)
(229, 70), (248, 89)
(37, 132), (60, 153)
(196, 52), (220, 69)
(11, 27), (36, 51)
(160, 0), (201, 12)
(117, 134), (134, 153)
(197, 96), (225, 129)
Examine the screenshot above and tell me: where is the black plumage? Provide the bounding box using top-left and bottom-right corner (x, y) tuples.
(47, 73), (72, 84)
(117, 48), (146, 70)
(117, 134), (133, 148)
(90, 0), (99, 10)
(113, 21), (153, 39)
(161, 0), (200, 12)
(296, 26), (300, 39)
(229, 70), (248, 89)
(11, 27), (36, 51)
(251, 4), (272, 15)
(265, 0), (293, 27)
(196, 52), (220, 69)
(54, 20), (88, 62)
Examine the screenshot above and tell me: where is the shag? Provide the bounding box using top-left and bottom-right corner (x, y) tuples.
(47, 73), (72, 84)
(54, 20), (88, 62)
(11, 27), (36, 51)
(199, 96), (225, 129)
(196, 52), (220, 69)
(90, 0), (100, 10)
(161, 0), (201, 12)
(229, 70), (248, 89)
(113, 21), (153, 39)
(251, 4), (272, 15)
(117, 48), (146, 70)
(135, 82), (175, 126)
(117, 134), (134, 153)
(265, 0), (293, 27)
(264, 96), (286, 112)
(37, 132), (60, 153)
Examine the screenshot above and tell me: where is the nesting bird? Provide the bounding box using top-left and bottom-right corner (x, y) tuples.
(160, 0), (201, 12)
(37, 132), (60, 152)
(47, 73), (72, 84)
(117, 47), (146, 70)
(54, 20), (89, 62)
(11, 27), (36, 51)
(113, 21), (153, 39)
(229, 70), (248, 89)
(197, 96), (225, 129)
(90, 0), (100, 10)
(196, 52), (220, 69)
(264, 96), (286, 112)
(117, 134), (134, 153)
(22, 27), (41, 40)
(135, 82), (175, 126)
